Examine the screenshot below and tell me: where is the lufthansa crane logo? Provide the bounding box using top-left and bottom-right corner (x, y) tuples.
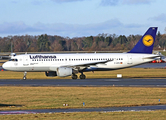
(142, 35), (154, 47)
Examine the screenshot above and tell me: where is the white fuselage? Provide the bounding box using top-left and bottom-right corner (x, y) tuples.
(2, 53), (159, 72)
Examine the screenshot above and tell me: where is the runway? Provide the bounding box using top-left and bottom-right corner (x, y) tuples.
(0, 78), (166, 87)
(0, 105), (166, 115)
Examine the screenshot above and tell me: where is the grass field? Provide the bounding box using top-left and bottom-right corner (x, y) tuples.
(0, 110), (166, 120)
(0, 86), (166, 119)
(0, 87), (166, 110)
(1, 68), (166, 79)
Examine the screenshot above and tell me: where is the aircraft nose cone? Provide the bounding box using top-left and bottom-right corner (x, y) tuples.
(2, 63), (6, 69)
(2, 62), (9, 70)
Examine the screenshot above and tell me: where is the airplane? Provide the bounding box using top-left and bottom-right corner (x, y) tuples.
(2, 27), (161, 80)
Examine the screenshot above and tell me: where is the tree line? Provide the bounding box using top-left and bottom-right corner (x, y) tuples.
(0, 32), (165, 52)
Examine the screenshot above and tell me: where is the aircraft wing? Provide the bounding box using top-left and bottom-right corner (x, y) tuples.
(62, 60), (113, 70)
(73, 60), (112, 66)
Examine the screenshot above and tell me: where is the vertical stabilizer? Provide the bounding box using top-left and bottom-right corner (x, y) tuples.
(128, 27), (158, 54)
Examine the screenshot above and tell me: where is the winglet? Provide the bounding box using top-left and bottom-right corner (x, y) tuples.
(128, 27), (158, 54)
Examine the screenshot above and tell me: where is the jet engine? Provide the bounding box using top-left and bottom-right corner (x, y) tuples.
(45, 67), (73, 77)
(57, 67), (72, 77)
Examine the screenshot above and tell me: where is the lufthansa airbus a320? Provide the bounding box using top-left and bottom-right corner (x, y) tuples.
(2, 27), (160, 79)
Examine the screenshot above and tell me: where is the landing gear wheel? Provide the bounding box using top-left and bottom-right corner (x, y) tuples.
(23, 71), (27, 80)
(72, 74), (78, 79)
(80, 74), (86, 79)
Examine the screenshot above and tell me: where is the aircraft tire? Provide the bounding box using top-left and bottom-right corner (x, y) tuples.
(72, 74), (78, 79)
(80, 74), (86, 79)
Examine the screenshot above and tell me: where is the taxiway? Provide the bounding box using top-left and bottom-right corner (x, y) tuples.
(0, 78), (166, 87)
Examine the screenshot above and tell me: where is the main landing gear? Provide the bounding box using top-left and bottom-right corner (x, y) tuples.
(71, 73), (86, 79)
(79, 73), (86, 79)
(72, 74), (78, 79)
(23, 71), (27, 80)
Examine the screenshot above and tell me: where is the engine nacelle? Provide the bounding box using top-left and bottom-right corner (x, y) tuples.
(45, 71), (57, 77)
(57, 67), (72, 77)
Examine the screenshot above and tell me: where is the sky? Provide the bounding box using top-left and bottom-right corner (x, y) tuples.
(0, 0), (166, 38)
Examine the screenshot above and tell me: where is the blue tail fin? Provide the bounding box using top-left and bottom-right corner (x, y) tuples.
(128, 27), (158, 54)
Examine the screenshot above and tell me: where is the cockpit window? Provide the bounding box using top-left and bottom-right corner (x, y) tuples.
(9, 59), (18, 62)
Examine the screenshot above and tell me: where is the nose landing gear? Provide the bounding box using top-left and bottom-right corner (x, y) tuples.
(23, 71), (27, 80)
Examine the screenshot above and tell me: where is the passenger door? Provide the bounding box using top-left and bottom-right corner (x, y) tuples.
(23, 55), (29, 66)
(127, 55), (133, 64)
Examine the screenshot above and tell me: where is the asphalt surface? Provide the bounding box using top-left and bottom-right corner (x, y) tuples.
(132, 62), (166, 68)
(0, 78), (166, 87)
(0, 105), (166, 115)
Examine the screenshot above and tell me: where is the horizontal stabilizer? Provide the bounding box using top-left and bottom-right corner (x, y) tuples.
(142, 55), (161, 59)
